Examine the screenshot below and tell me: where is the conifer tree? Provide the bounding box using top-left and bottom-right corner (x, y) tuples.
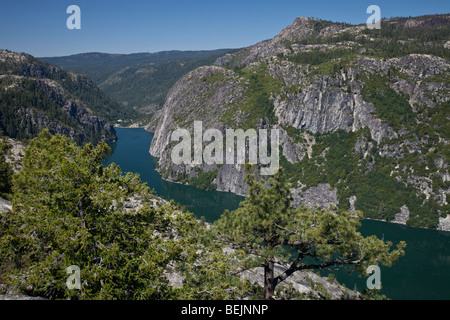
(0, 130), (196, 299)
(0, 130), (253, 300)
(215, 165), (406, 300)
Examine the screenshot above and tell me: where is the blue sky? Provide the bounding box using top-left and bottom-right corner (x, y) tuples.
(0, 0), (448, 57)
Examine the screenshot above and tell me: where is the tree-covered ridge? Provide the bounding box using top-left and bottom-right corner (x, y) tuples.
(221, 14), (450, 68)
(0, 50), (136, 123)
(39, 50), (236, 84)
(228, 16), (448, 229)
(99, 53), (237, 115)
(149, 14), (449, 229)
(0, 50), (120, 145)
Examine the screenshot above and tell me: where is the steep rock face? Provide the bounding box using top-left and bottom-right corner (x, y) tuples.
(240, 265), (358, 299)
(149, 15), (450, 229)
(150, 66), (245, 157)
(149, 65), (253, 195)
(267, 57), (396, 144)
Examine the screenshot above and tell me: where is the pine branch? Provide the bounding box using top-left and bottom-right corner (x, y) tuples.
(274, 255), (361, 287)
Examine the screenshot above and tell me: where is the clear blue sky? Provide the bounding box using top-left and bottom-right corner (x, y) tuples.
(0, 0), (448, 57)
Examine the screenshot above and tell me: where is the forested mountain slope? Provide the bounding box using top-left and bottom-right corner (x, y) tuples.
(0, 50), (120, 145)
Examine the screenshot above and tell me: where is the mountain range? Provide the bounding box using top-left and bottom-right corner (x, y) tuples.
(148, 14), (450, 230)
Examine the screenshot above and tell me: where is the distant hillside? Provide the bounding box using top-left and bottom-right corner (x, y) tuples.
(39, 49), (238, 121)
(39, 50), (235, 82)
(0, 50), (119, 145)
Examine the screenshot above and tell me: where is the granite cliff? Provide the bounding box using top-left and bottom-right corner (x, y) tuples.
(149, 15), (449, 230)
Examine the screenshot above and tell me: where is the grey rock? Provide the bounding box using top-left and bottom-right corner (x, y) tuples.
(147, 15), (449, 230)
(0, 50), (117, 145)
(0, 197), (12, 213)
(291, 184), (338, 210)
(240, 265), (357, 300)
(437, 215), (450, 232)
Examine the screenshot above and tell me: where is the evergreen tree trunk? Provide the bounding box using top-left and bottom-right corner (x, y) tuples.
(264, 257), (275, 300)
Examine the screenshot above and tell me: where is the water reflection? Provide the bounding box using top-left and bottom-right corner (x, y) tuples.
(105, 128), (244, 222)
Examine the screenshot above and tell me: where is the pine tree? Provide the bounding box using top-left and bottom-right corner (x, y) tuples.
(0, 130), (253, 300)
(215, 164), (406, 300)
(0, 130), (197, 299)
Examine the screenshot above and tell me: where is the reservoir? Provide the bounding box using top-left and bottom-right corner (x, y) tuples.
(105, 127), (450, 300)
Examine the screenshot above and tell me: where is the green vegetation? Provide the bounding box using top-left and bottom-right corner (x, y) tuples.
(1, 130), (406, 300)
(222, 62), (283, 128)
(0, 131), (13, 198)
(281, 128), (443, 229)
(0, 130), (255, 300)
(190, 170), (218, 191)
(0, 77), (115, 145)
(361, 74), (415, 131)
(39, 50), (236, 84)
(215, 165), (406, 300)
(0, 51), (136, 123)
(287, 48), (355, 66)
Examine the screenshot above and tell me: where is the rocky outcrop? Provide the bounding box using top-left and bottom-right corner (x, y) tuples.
(214, 17), (350, 68)
(391, 205), (410, 225)
(291, 184), (338, 210)
(0, 294), (46, 300)
(438, 215), (450, 232)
